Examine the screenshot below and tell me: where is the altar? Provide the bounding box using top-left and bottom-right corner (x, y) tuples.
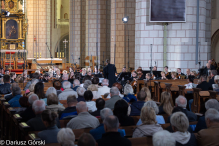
(27, 58), (65, 69)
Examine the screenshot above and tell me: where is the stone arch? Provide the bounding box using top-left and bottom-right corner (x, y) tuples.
(55, 33), (69, 62)
(211, 29), (219, 62)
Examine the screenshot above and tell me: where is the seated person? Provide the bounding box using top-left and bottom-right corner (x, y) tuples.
(130, 91), (146, 116)
(153, 130), (176, 146)
(141, 87), (152, 101)
(38, 110), (60, 144)
(20, 94), (39, 122)
(73, 79), (80, 91)
(98, 79), (110, 96)
(153, 66), (157, 71)
(137, 101), (165, 125)
(132, 106), (163, 138)
(212, 75), (219, 91)
(184, 75), (197, 89)
(171, 72), (177, 80)
(97, 115), (131, 146)
(170, 112), (197, 146)
(197, 108), (219, 146)
(197, 75), (212, 91)
(158, 91), (173, 116)
(123, 84), (137, 103)
(177, 68), (185, 79)
(90, 108), (125, 140)
(195, 99), (219, 132)
(91, 98), (105, 117)
(57, 128), (75, 146)
(160, 71), (168, 80)
(83, 80), (92, 90)
(106, 82), (124, 98)
(58, 81), (78, 100)
(24, 73), (40, 91)
(129, 71), (138, 82)
(5, 83), (19, 102)
(10, 72), (16, 83)
(208, 70), (217, 85)
(46, 93), (65, 114)
(113, 100), (135, 126)
(105, 87), (121, 110)
(76, 87), (86, 102)
(59, 95), (78, 120)
(145, 73), (152, 80)
(92, 77), (101, 88)
(0, 75), (11, 94)
(87, 84), (101, 99)
(53, 80), (62, 96)
(67, 101), (100, 129)
(8, 86), (22, 107)
(78, 133), (96, 146)
(84, 90), (97, 112)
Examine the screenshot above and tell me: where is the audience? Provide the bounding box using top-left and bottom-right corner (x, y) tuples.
(197, 75), (212, 91)
(98, 79), (110, 96)
(24, 73), (40, 91)
(170, 112), (197, 146)
(97, 115), (132, 146)
(87, 84), (101, 99)
(10, 72), (16, 83)
(5, 83), (19, 102)
(212, 75), (219, 91)
(195, 99), (219, 132)
(73, 79), (80, 91)
(197, 108), (219, 146)
(38, 110), (60, 144)
(90, 108), (125, 140)
(8, 86), (22, 107)
(20, 94), (39, 122)
(57, 128), (75, 146)
(123, 84), (137, 103)
(158, 91), (173, 116)
(83, 80), (92, 90)
(153, 130), (176, 146)
(133, 106), (163, 138)
(41, 87), (57, 105)
(91, 98), (105, 117)
(53, 80), (62, 95)
(184, 75), (197, 89)
(78, 133), (96, 146)
(67, 101), (100, 129)
(208, 70), (217, 85)
(59, 95), (78, 120)
(141, 87), (152, 101)
(27, 100), (47, 131)
(26, 83), (36, 97)
(113, 99), (135, 126)
(0, 75), (11, 94)
(105, 87), (121, 110)
(130, 90), (146, 116)
(76, 87), (86, 102)
(175, 95), (197, 122)
(84, 90), (97, 112)
(34, 82), (46, 99)
(58, 81), (78, 100)
(92, 77), (101, 88)
(137, 101), (165, 125)
(46, 93), (65, 113)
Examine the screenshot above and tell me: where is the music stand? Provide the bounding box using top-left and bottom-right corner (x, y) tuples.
(153, 71), (162, 78)
(119, 72), (131, 80)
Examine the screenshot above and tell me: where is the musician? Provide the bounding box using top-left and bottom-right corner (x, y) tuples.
(177, 68), (185, 79)
(145, 73), (152, 80)
(69, 67), (73, 73)
(208, 59), (216, 70)
(87, 71), (92, 76)
(56, 69), (61, 79)
(87, 67), (92, 73)
(42, 73), (50, 83)
(62, 70), (68, 75)
(81, 68), (87, 76)
(186, 69), (191, 79)
(68, 71), (75, 84)
(129, 71), (138, 82)
(4, 69), (10, 75)
(160, 72), (167, 80)
(153, 66), (157, 71)
(171, 72), (177, 80)
(103, 59), (117, 87)
(136, 69), (144, 80)
(116, 66), (127, 83)
(164, 66), (171, 79)
(138, 66), (142, 70)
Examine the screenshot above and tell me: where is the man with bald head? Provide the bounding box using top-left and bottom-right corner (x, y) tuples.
(175, 95), (197, 122)
(67, 101), (100, 129)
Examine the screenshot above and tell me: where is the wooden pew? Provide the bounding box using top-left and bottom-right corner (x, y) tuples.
(128, 137), (153, 146)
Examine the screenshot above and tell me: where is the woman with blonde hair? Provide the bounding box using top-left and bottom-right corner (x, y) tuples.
(87, 84), (101, 99)
(158, 91), (173, 116)
(171, 72), (177, 80)
(141, 87), (151, 102)
(132, 106), (163, 138)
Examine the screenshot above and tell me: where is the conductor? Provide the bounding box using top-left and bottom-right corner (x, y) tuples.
(103, 59), (117, 87)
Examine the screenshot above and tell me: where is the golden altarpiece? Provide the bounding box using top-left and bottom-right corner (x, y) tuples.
(0, 0), (27, 69)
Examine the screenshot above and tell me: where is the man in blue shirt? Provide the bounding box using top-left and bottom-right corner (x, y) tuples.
(8, 86), (22, 107)
(90, 108), (125, 140)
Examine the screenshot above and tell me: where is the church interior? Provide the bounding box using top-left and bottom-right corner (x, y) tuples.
(0, 0), (219, 146)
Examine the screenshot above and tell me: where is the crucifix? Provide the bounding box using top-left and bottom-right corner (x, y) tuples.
(63, 39), (68, 62)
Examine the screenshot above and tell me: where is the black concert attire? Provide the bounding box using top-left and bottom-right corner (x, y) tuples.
(103, 63), (117, 87)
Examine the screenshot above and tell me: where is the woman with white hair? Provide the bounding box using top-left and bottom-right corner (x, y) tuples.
(132, 106), (163, 138)
(136, 101), (165, 125)
(83, 80), (92, 90)
(123, 84), (137, 103)
(170, 112), (197, 146)
(212, 75), (219, 91)
(41, 87), (63, 106)
(87, 84), (101, 99)
(76, 87), (86, 102)
(57, 128), (75, 146)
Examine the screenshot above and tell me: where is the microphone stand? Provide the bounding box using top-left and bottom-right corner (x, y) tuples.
(149, 44), (153, 93)
(46, 42), (54, 77)
(34, 59), (46, 73)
